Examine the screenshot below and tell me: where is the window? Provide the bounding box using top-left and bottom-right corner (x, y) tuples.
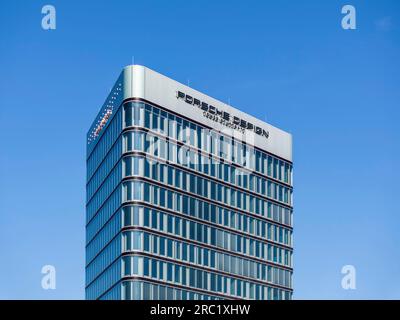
(167, 215), (173, 233)
(159, 237), (165, 255)
(175, 169), (181, 188)
(144, 233), (149, 252)
(123, 103), (133, 127)
(133, 181), (141, 200)
(167, 191), (173, 209)
(153, 186), (159, 206)
(152, 109), (159, 130)
(144, 183), (150, 202)
(143, 257), (149, 276)
(134, 132), (142, 150)
(159, 188), (165, 207)
(167, 167), (173, 185)
(123, 256), (131, 275)
(159, 261), (164, 280)
(151, 259), (157, 278)
(175, 265), (181, 283)
(124, 157), (132, 176)
(175, 217), (181, 236)
(144, 106), (151, 128)
(182, 242), (188, 261)
(167, 263), (173, 281)
(123, 206), (131, 226)
(133, 231), (142, 250)
(133, 256), (140, 275)
(152, 210), (158, 229)
(167, 239), (173, 257)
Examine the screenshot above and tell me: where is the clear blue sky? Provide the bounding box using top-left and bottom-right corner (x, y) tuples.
(0, 0), (399, 299)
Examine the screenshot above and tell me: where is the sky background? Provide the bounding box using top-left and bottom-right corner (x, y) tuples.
(0, 0), (399, 299)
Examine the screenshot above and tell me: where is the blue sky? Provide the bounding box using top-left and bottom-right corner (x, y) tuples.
(0, 0), (399, 299)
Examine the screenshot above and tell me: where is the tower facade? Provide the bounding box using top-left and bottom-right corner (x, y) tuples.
(85, 65), (293, 300)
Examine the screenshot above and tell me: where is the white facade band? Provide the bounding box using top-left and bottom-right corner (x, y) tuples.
(122, 65), (292, 162)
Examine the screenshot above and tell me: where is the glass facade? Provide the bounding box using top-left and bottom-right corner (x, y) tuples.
(86, 73), (293, 300)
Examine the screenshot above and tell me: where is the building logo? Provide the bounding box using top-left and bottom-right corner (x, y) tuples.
(176, 91), (269, 139)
